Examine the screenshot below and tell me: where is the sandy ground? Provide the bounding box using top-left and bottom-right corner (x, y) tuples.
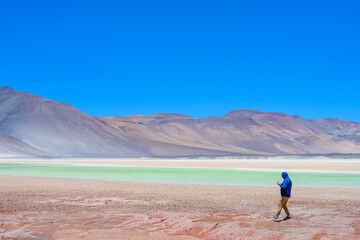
(1, 158), (360, 172)
(0, 175), (359, 239)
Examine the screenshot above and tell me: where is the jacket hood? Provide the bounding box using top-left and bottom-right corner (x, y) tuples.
(282, 172), (288, 179)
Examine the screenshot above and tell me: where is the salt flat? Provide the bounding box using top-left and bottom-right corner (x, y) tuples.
(1, 157), (360, 172)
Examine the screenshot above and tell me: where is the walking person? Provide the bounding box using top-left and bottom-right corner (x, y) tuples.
(273, 172), (292, 221)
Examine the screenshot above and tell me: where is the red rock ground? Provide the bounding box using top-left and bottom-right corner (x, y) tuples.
(0, 176), (359, 239)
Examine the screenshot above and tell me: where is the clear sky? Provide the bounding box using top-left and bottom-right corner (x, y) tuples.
(1, 1), (359, 121)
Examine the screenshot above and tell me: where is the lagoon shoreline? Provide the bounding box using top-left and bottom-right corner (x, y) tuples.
(1, 162), (360, 188)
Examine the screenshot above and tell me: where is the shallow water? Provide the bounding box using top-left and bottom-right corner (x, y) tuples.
(0, 163), (359, 187)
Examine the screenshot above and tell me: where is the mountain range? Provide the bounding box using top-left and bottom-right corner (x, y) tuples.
(1, 86), (360, 158)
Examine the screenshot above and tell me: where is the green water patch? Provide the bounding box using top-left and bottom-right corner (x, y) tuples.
(0, 163), (359, 188)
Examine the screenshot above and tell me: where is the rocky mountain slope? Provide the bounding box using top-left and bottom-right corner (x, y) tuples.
(1, 86), (360, 157)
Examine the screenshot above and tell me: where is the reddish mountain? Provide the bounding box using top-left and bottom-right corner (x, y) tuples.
(1, 86), (360, 157)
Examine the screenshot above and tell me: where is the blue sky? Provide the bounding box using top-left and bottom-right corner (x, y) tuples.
(1, 1), (359, 121)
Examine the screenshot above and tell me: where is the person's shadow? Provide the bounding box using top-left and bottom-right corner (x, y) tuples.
(273, 217), (291, 222)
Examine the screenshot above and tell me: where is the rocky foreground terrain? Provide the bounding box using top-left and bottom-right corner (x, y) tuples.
(0, 175), (359, 239)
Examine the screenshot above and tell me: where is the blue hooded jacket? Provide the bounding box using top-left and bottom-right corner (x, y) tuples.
(280, 172), (292, 197)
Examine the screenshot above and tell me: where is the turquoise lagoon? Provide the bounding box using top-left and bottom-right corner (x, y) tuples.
(0, 163), (359, 188)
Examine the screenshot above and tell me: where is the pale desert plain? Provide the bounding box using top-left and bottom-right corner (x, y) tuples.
(0, 158), (360, 240)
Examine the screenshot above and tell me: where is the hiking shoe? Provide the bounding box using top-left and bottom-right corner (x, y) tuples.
(272, 216), (278, 221)
(284, 216), (291, 220)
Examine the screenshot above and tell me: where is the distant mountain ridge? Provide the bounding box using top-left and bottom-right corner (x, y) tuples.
(1, 86), (360, 158)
